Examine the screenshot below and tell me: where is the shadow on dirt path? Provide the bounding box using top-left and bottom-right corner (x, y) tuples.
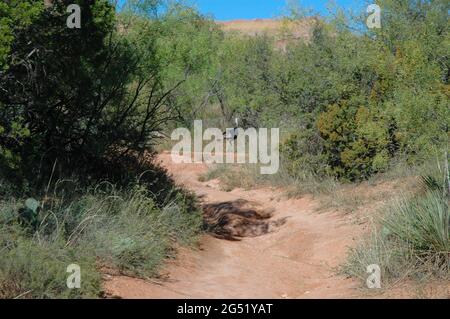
(203, 199), (287, 241)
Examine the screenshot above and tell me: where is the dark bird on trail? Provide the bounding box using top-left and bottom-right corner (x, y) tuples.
(223, 118), (239, 142)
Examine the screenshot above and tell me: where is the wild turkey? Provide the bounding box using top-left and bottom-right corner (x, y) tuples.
(223, 118), (239, 142)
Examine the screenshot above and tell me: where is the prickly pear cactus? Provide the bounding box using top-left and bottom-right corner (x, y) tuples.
(18, 198), (40, 231)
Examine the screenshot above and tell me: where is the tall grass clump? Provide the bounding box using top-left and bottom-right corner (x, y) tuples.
(79, 186), (202, 277)
(383, 191), (449, 262)
(342, 165), (450, 285)
(0, 183), (202, 299)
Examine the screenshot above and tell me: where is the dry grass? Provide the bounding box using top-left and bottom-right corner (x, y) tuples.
(198, 159), (420, 216)
(0, 183), (203, 298)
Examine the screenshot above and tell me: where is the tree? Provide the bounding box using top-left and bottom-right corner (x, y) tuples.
(0, 0), (186, 187)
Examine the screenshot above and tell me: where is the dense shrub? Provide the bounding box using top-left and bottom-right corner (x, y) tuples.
(280, 129), (328, 177)
(0, 1), (191, 189)
(317, 102), (397, 181)
(209, 0), (448, 181)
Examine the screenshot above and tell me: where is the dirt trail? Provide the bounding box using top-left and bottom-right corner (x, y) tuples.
(104, 152), (365, 298)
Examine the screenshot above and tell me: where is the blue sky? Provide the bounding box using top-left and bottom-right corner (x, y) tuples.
(186, 0), (367, 21)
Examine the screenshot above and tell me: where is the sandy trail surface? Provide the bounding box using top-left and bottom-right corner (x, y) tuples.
(104, 152), (367, 298)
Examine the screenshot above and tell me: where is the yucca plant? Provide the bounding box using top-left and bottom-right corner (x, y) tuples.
(383, 152), (449, 269)
(382, 191), (449, 255)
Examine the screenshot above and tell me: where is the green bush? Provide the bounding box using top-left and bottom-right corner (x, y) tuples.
(0, 1), (195, 188)
(317, 103), (397, 181)
(205, 0), (448, 182)
(280, 129), (329, 178)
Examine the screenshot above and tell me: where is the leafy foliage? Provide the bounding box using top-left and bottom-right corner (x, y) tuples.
(210, 0), (449, 180)
(0, 0), (198, 188)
